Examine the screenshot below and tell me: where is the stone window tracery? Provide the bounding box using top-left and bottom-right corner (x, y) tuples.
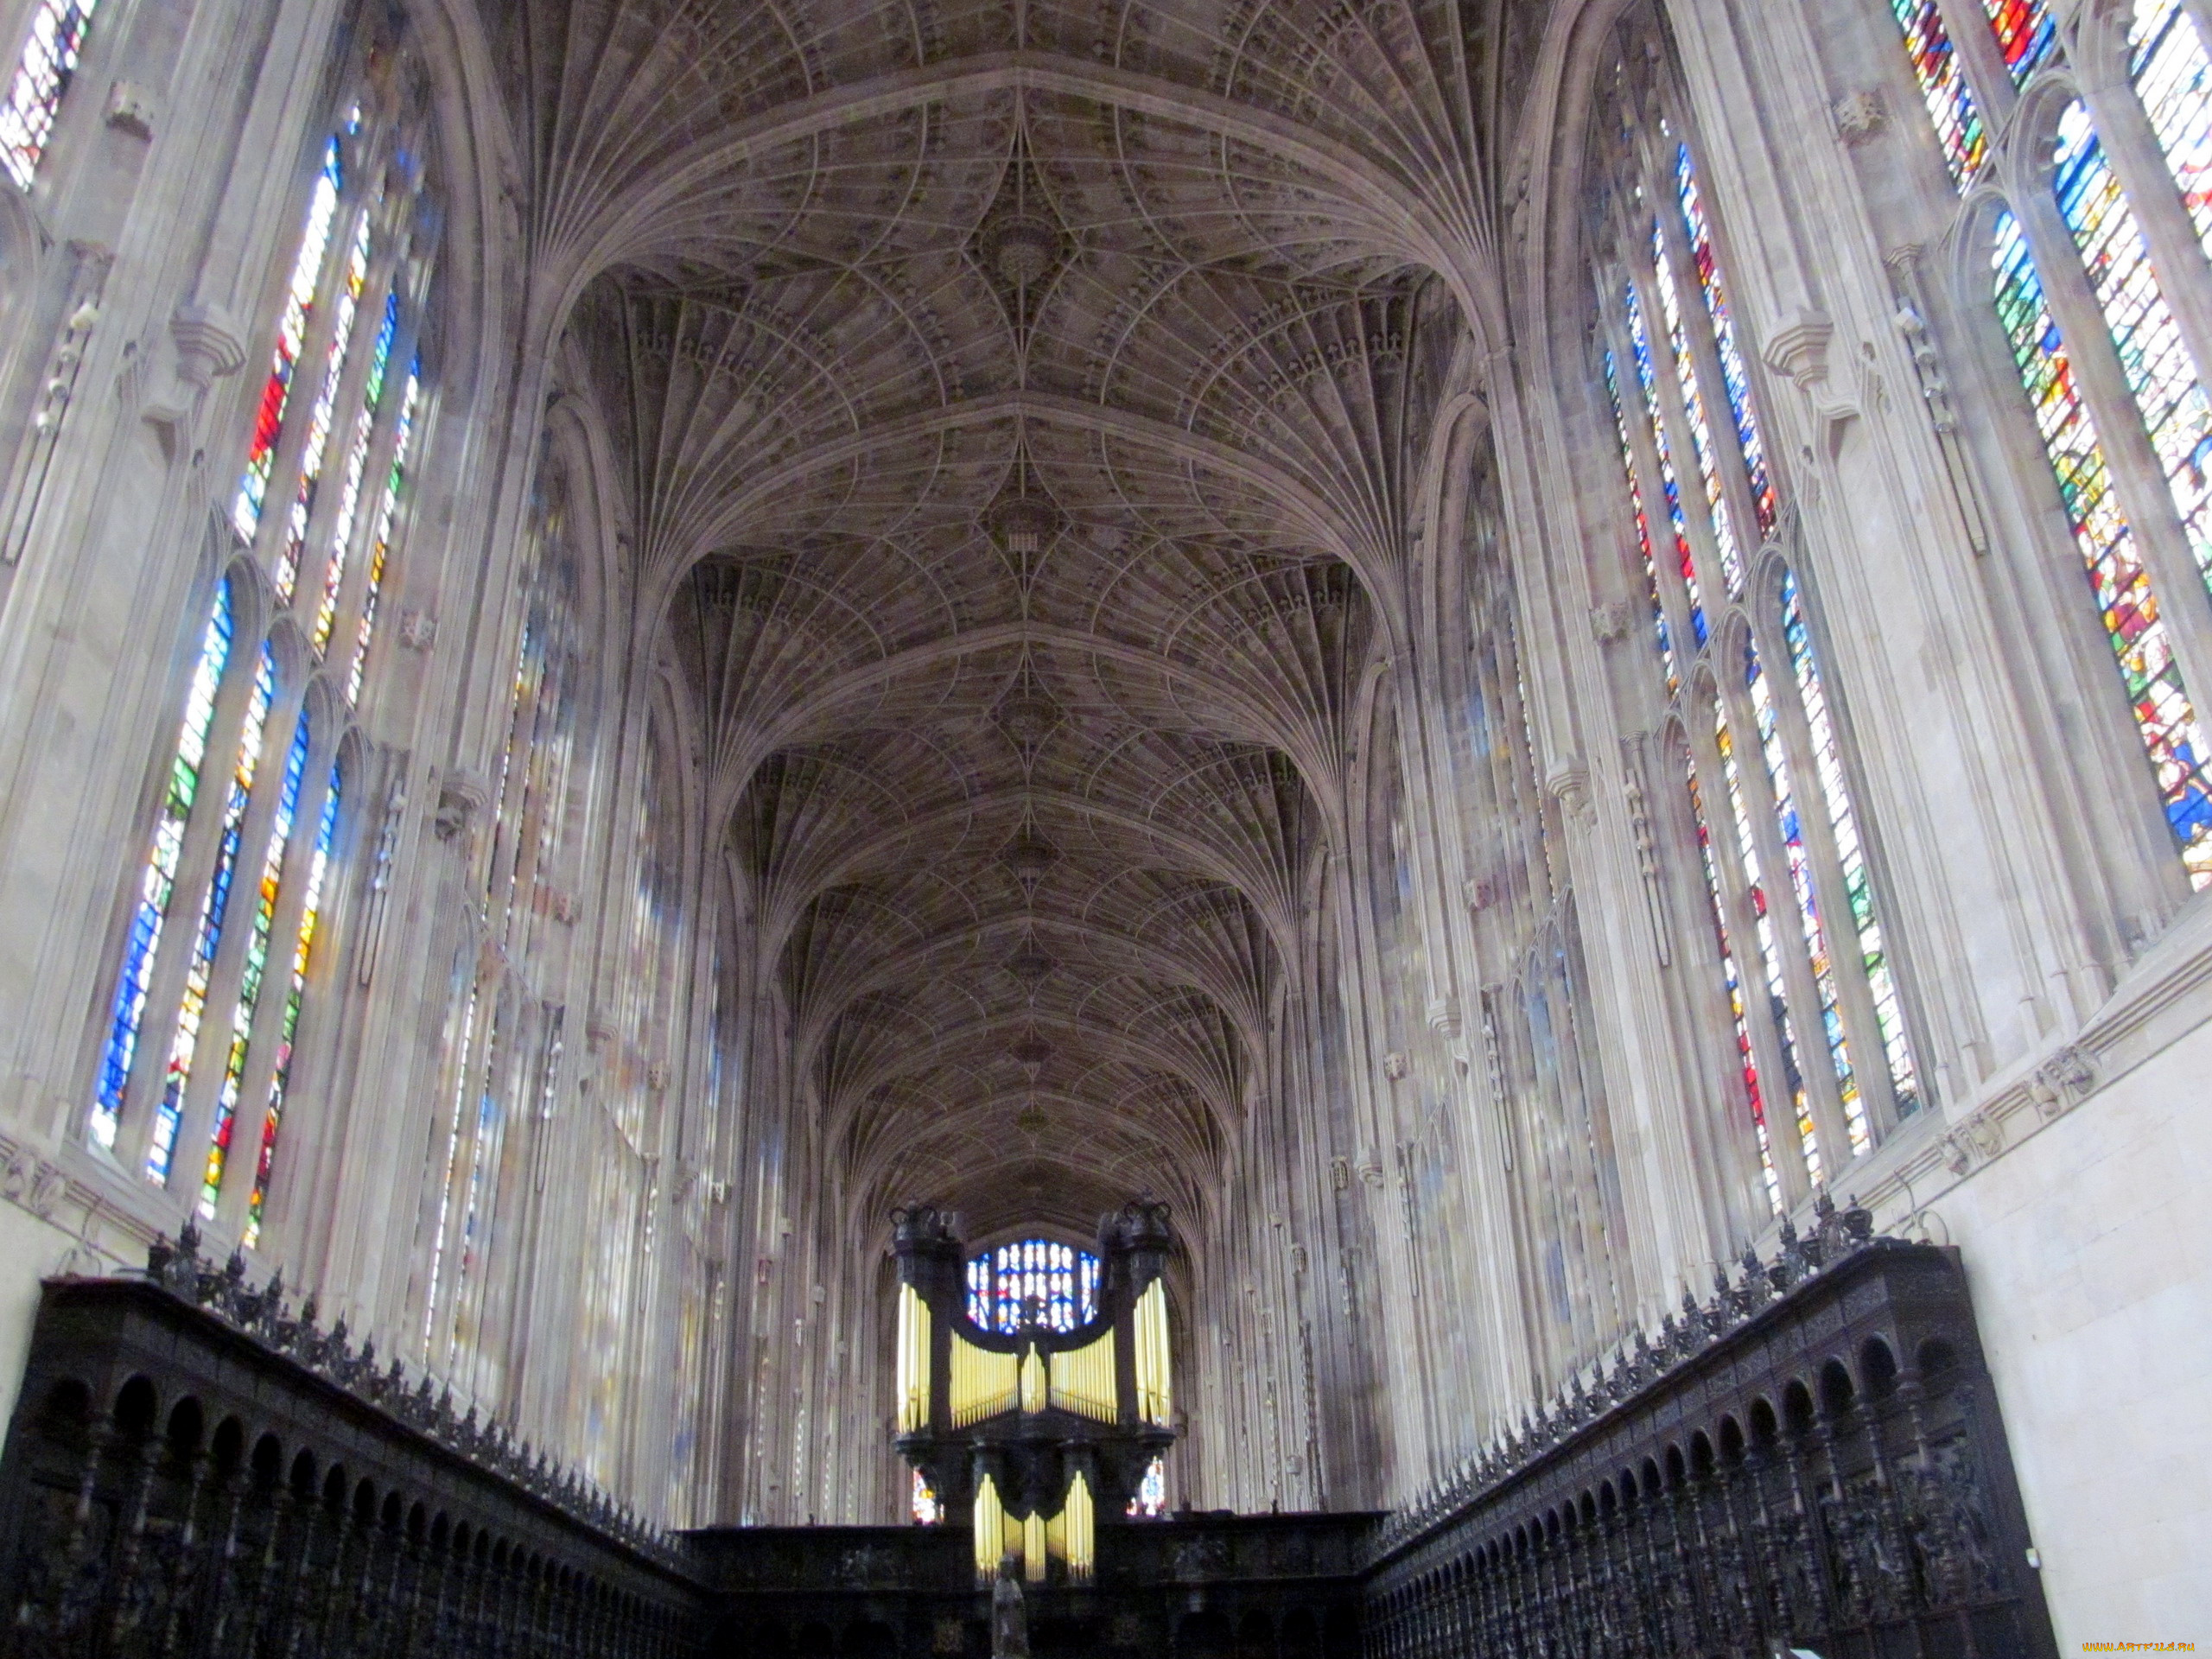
(421, 450), (592, 1389)
(1886, 0), (2212, 884)
(1588, 19), (1921, 1217)
(966, 1238), (1099, 1333)
(91, 21), (439, 1247)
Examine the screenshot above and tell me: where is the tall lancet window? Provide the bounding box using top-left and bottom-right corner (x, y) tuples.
(420, 454), (587, 1385)
(1588, 21), (1921, 1216)
(92, 28), (439, 1246)
(1885, 0), (2212, 883)
(0, 0), (99, 189)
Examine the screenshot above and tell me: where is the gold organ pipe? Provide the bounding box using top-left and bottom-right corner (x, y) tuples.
(1135, 1280), (1173, 1427)
(950, 1332), (1020, 1427)
(1020, 1342), (1047, 1414)
(1063, 1472), (1096, 1583)
(895, 1283), (931, 1433)
(1022, 1510), (1047, 1583)
(1047, 1329), (1116, 1422)
(973, 1474), (1007, 1584)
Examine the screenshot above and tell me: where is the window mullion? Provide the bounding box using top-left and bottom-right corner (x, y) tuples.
(288, 209), (410, 642)
(1683, 702), (1810, 1212)
(165, 678), (310, 1194)
(1596, 267), (1701, 668)
(325, 260), (428, 672)
(2012, 177), (2212, 704)
(1626, 247), (1734, 607)
(1651, 738), (1774, 1238)
(1746, 595), (1901, 1144)
(2070, 50), (2212, 390)
(1934, 0), (2024, 129)
(1647, 153), (1770, 554)
(207, 711), (341, 1238)
(117, 615), (268, 1173)
(1714, 671), (1856, 1179)
(244, 151), (374, 576)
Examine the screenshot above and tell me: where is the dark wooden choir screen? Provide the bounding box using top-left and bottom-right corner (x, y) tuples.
(1363, 1219), (2059, 1659)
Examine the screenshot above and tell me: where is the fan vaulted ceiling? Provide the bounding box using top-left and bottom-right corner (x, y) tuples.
(496, 0), (1535, 1238)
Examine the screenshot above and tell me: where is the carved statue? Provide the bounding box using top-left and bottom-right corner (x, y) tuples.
(991, 1556), (1030, 1657)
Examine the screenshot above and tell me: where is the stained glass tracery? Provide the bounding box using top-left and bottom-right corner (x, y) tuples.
(0, 0), (99, 190)
(1595, 102), (1918, 1196)
(1885, 0), (2212, 887)
(94, 84), (435, 1236)
(1891, 0), (1988, 187)
(2133, 0), (2212, 262)
(1991, 208), (2212, 875)
(1981, 0), (2059, 86)
(92, 580), (233, 1152)
(966, 1240), (1101, 1334)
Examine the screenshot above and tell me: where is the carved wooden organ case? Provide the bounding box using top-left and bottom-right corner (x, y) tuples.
(890, 1200), (1177, 1585)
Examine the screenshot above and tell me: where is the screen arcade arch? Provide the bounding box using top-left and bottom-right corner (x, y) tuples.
(891, 1200), (1177, 1585)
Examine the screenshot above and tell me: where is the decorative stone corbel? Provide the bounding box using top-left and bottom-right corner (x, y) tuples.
(142, 300), (246, 459)
(1545, 757), (1593, 826)
(1938, 1109), (2005, 1176)
(2027, 1042), (2098, 1122)
(1762, 306), (1858, 459)
(1832, 90), (1885, 144)
(105, 79), (156, 140)
(434, 770), (489, 842)
(1382, 1051), (1408, 1082)
(1589, 601), (1636, 645)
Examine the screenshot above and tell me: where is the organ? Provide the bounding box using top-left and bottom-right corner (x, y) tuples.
(890, 1199), (1179, 1586)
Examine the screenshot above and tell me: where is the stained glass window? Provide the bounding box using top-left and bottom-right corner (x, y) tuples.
(0, 0), (99, 189)
(247, 764), (340, 1247)
(1595, 102), (1919, 1192)
(1990, 209), (2212, 877)
(1624, 278), (1711, 644)
(94, 70), (436, 1239)
(911, 1470), (943, 1525)
(1980, 0), (2058, 86)
(92, 579), (232, 1152)
(2133, 0), (2212, 262)
(273, 204), (372, 601)
(1675, 142), (1776, 537)
(1742, 638), (1866, 1155)
(1128, 1457), (1167, 1518)
(315, 289), (398, 649)
(1685, 762), (1782, 1214)
(200, 708), (310, 1214)
(1649, 220), (1747, 595)
(1890, 0), (1987, 187)
(1715, 698), (1823, 1184)
(965, 1239), (1100, 1333)
(235, 140), (344, 543)
(1604, 349), (1678, 689)
(2052, 104), (2212, 601)
(350, 366), (420, 705)
(147, 645), (274, 1185)
(1780, 575), (1923, 1114)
